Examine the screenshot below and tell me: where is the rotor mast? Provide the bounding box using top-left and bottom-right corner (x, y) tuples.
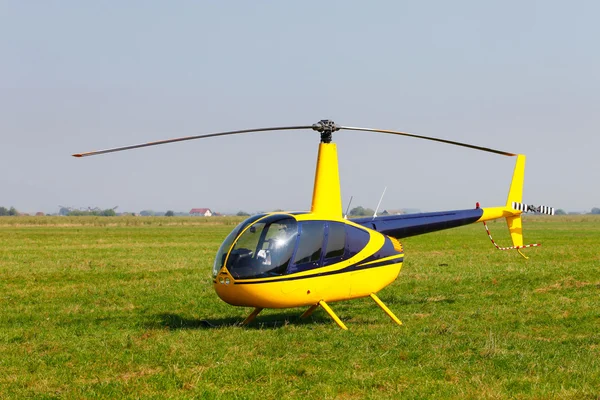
(310, 120), (343, 218)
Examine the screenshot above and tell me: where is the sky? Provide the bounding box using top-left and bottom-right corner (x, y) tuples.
(1, 1), (598, 215)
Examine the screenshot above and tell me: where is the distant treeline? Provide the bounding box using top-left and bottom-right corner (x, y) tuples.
(65, 209), (117, 217)
(0, 207), (18, 216)
(2, 206), (600, 216)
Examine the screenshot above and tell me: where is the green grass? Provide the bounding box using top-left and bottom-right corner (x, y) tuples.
(1, 216), (599, 399)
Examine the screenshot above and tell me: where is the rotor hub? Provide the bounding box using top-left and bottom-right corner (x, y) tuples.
(312, 120), (340, 143)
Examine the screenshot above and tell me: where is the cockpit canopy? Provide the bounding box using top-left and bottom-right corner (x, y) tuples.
(212, 214), (371, 280)
(226, 215), (297, 278)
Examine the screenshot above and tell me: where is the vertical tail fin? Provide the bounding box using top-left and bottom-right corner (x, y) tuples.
(505, 155), (526, 247)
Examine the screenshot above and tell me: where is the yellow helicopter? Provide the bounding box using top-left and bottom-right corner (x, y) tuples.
(73, 120), (554, 330)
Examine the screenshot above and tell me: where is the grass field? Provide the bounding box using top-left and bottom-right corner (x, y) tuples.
(1, 215), (599, 399)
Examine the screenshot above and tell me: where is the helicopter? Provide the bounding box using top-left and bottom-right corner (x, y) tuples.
(73, 120), (554, 330)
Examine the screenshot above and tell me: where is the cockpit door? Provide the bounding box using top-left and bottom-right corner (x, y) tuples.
(287, 221), (326, 273)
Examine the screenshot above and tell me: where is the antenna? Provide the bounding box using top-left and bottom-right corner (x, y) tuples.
(343, 196), (353, 219)
(373, 187), (387, 219)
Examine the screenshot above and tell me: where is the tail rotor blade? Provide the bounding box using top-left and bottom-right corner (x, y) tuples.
(511, 202), (555, 215)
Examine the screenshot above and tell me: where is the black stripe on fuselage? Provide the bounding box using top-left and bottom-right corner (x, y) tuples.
(233, 256), (404, 285)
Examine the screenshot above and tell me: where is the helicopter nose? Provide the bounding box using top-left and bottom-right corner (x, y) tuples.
(214, 270), (256, 307)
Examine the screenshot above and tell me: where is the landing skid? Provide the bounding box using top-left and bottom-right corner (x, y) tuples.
(241, 293), (402, 330)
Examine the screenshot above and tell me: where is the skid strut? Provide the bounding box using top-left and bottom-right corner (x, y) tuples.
(300, 295), (402, 330)
(318, 300), (348, 330)
(370, 293), (402, 326)
(241, 307), (263, 326)
(300, 301), (347, 330)
(299, 304), (319, 319)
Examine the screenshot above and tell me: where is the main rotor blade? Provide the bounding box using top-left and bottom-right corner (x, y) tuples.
(339, 126), (516, 157)
(72, 125), (314, 157)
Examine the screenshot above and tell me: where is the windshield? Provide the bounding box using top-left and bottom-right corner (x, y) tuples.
(226, 215), (298, 279)
(212, 214), (267, 278)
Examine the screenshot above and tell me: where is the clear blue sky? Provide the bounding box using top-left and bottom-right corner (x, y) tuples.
(1, 1), (598, 214)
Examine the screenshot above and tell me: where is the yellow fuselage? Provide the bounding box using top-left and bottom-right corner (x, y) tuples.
(214, 215), (403, 308)
(215, 260), (401, 308)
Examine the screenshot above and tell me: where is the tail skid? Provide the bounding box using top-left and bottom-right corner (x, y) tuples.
(482, 220), (540, 259)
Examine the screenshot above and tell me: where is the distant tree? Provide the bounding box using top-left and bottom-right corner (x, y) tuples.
(0, 207), (7, 216)
(165, 210), (175, 217)
(349, 206), (375, 217)
(236, 211), (250, 216)
(591, 207), (600, 215)
(68, 210), (94, 216)
(349, 206), (365, 216)
(101, 209), (116, 217)
(140, 210), (154, 217)
(555, 209), (567, 215)
(8, 207), (17, 216)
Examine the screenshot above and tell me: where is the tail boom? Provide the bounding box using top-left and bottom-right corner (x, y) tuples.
(357, 153), (549, 258)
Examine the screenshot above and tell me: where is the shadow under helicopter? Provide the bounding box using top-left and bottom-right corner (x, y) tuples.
(149, 312), (333, 330)
(148, 296), (458, 330)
